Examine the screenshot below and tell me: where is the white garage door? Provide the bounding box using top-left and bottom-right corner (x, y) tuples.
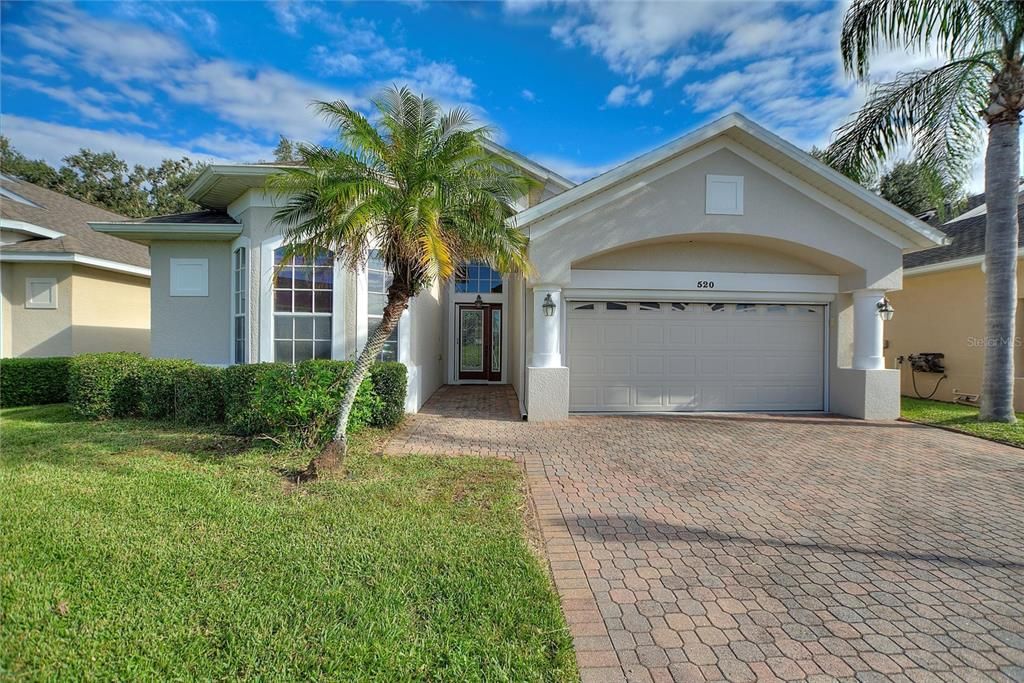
(567, 301), (825, 412)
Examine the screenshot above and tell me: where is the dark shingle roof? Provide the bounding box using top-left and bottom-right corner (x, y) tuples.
(1, 175), (149, 269)
(139, 210), (238, 224)
(903, 191), (1024, 269)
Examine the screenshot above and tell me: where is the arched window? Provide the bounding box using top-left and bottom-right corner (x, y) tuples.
(454, 261), (503, 294)
(273, 247), (333, 363)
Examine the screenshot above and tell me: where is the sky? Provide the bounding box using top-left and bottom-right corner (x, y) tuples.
(0, 0), (984, 189)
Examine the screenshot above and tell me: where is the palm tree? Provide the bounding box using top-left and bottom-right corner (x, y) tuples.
(825, 1), (1024, 423)
(269, 86), (533, 478)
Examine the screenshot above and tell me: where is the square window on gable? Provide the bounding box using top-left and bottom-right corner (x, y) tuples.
(706, 175), (744, 215)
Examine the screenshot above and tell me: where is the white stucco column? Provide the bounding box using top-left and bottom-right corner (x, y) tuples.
(852, 289), (886, 370)
(531, 286), (562, 368)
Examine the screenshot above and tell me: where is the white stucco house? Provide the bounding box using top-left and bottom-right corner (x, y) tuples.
(91, 114), (947, 421)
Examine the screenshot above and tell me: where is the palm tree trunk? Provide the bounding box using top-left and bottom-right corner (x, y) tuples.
(979, 117), (1020, 423)
(301, 293), (409, 480)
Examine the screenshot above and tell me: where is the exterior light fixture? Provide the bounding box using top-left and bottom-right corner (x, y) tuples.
(542, 293), (556, 317)
(473, 294), (484, 308)
(877, 298), (895, 321)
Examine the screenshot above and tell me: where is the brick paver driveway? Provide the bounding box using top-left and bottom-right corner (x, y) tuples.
(387, 386), (1024, 682)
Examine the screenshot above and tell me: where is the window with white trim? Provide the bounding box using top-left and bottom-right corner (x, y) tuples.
(232, 246), (247, 364)
(273, 247), (334, 363)
(25, 277), (57, 309)
(367, 249), (399, 362)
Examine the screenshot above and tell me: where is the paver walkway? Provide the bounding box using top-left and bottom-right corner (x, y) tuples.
(385, 386), (1024, 682)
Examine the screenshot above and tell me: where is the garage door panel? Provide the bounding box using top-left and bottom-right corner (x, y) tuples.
(666, 355), (697, 376)
(635, 385), (664, 407)
(635, 355), (665, 375)
(602, 355), (631, 376)
(602, 385), (631, 408)
(568, 301), (825, 412)
(636, 324), (666, 345)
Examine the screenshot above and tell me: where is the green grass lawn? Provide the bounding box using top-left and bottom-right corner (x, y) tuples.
(901, 396), (1024, 447)
(0, 405), (576, 681)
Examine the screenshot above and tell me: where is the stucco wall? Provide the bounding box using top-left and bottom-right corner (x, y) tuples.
(574, 238), (831, 274)
(508, 275), (525, 413)
(528, 146), (901, 291)
(150, 241), (231, 364)
(885, 261), (1024, 411)
(407, 280), (444, 411)
(70, 265), (150, 355)
(2, 262), (73, 357)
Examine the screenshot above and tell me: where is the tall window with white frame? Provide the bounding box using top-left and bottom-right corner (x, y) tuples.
(232, 246), (247, 364)
(273, 247), (334, 363)
(367, 249), (399, 361)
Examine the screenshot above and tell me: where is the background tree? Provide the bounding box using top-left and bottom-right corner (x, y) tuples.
(273, 135), (298, 162)
(877, 159), (965, 219)
(823, 0), (1024, 422)
(0, 136), (205, 218)
(269, 86), (533, 479)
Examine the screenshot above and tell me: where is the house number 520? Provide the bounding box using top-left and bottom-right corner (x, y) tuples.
(696, 280), (715, 289)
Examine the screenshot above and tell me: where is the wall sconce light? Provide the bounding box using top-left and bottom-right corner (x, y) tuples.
(473, 294), (484, 308)
(877, 298), (895, 321)
(542, 293), (556, 317)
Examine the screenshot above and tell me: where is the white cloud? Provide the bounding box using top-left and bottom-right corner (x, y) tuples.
(8, 4), (190, 83)
(664, 55), (697, 85)
(19, 54), (66, 79)
(267, 0), (325, 36)
(527, 153), (622, 183)
(401, 62), (475, 100)
(4, 76), (149, 126)
(1, 114), (230, 168)
(541, 1), (774, 79)
(188, 132), (276, 162)
(161, 60), (362, 140)
(605, 84), (653, 108)
(521, 89), (537, 102)
(313, 48), (364, 76)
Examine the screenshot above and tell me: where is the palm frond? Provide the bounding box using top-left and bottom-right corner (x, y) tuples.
(824, 58), (991, 183)
(841, 0), (1006, 79)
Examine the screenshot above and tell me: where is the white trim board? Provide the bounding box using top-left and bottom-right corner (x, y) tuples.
(0, 218), (64, 240)
(569, 269), (838, 294)
(0, 252), (150, 278)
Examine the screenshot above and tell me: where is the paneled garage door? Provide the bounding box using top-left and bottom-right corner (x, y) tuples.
(567, 301), (825, 412)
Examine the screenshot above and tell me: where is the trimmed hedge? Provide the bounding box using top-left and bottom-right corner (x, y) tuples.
(369, 362), (407, 428)
(68, 353), (146, 419)
(223, 360), (406, 446)
(0, 357), (71, 407)
(60, 353), (406, 439)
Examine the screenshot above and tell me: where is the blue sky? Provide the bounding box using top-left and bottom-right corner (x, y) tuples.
(1, 1), (974, 186)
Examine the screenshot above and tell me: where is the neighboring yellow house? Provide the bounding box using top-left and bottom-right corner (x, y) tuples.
(885, 190), (1024, 411)
(0, 175), (150, 358)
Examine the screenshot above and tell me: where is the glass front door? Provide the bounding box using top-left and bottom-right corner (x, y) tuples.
(458, 303), (501, 381)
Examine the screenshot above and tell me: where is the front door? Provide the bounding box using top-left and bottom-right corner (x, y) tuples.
(457, 303), (502, 381)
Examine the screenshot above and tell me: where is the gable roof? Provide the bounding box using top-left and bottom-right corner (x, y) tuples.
(0, 174), (150, 273)
(515, 113), (948, 251)
(184, 142), (574, 210)
(904, 189), (1024, 271)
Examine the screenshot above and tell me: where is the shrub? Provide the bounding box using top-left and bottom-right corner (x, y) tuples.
(369, 362), (407, 428)
(223, 360), (404, 447)
(136, 359), (199, 419)
(0, 357), (70, 407)
(174, 365), (225, 424)
(68, 353), (146, 419)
